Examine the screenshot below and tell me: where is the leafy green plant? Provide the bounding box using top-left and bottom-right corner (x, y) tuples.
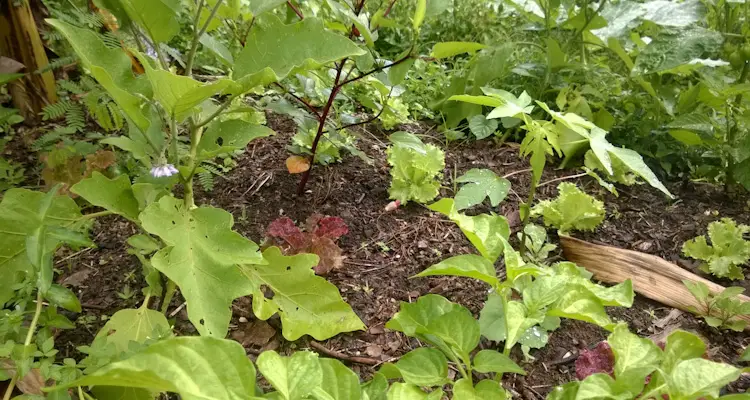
(682, 218), (750, 280)
(684, 280), (750, 331)
(387, 131), (445, 204)
(453, 168), (510, 211)
(531, 182), (606, 233)
(422, 197), (633, 358)
(519, 223), (558, 264)
(554, 324), (746, 400)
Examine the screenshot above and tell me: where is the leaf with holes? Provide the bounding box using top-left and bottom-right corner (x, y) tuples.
(139, 196), (264, 337)
(239, 247), (364, 340)
(198, 119), (275, 160)
(454, 169), (510, 210)
(93, 306), (171, 354)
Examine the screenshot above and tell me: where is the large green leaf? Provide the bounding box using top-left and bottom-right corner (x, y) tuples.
(386, 383), (430, 400)
(248, 0), (286, 15)
(118, 0), (181, 43)
(139, 196), (264, 337)
(608, 324), (662, 394)
(136, 53), (237, 121)
(71, 172), (140, 221)
(467, 115), (498, 140)
(239, 247), (365, 340)
(632, 27), (722, 75)
(415, 254), (499, 288)
(0, 189), (83, 305)
(317, 358), (361, 400)
(395, 348), (449, 387)
(93, 306), (171, 353)
(234, 15), (364, 88)
(428, 199), (509, 263)
(386, 294), (463, 339)
(53, 337), (256, 399)
(257, 351), (322, 400)
(547, 287), (614, 330)
(472, 350), (525, 375)
(453, 379), (507, 400)
(454, 168), (510, 210)
(197, 119), (275, 160)
(430, 42), (486, 59)
(46, 20), (151, 132)
(669, 359), (741, 399)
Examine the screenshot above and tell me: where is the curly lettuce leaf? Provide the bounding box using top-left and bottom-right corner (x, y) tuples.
(531, 183), (605, 233)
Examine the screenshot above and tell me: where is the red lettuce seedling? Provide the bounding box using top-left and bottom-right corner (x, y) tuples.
(266, 214), (348, 275)
(575, 341), (615, 380)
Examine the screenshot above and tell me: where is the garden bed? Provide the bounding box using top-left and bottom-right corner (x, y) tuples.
(45, 113), (750, 395)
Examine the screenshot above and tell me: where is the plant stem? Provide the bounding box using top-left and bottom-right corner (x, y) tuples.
(160, 279), (177, 314)
(184, 125), (205, 209)
(79, 210), (114, 219)
(519, 177), (539, 258)
(185, 0), (223, 77)
(194, 95), (236, 128)
(725, 61), (749, 193)
(4, 292), (45, 400)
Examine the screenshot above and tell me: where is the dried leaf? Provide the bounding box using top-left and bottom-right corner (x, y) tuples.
(286, 155), (310, 174)
(310, 235), (344, 275)
(233, 319), (276, 347)
(1, 360), (45, 395)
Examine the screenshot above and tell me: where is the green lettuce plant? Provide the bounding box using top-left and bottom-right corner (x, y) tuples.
(682, 218), (750, 280)
(531, 182), (606, 234)
(387, 131), (445, 204)
(684, 280), (750, 331)
(421, 197), (634, 358)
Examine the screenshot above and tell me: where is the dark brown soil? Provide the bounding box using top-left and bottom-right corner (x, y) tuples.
(33, 112), (750, 395)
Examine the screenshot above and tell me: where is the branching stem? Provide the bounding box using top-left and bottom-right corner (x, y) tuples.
(185, 0), (223, 77)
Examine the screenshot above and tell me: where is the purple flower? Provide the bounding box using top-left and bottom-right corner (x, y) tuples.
(150, 164), (179, 178)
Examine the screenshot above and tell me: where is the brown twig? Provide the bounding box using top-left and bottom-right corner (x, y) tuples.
(274, 82), (321, 120)
(286, 1), (304, 19)
(309, 341), (381, 365)
(383, 0), (398, 17)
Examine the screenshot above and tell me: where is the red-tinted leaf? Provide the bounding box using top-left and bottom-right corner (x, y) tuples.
(310, 235), (344, 275)
(314, 216), (348, 240)
(304, 213), (324, 232)
(267, 217), (308, 249)
(575, 341), (615, 380)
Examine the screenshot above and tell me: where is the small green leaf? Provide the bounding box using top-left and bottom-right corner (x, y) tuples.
(427, 307), (480, 358)
(472, 350), (525, 375)
(412, 0), (426, 29)
(395, 348), (449, 387)
(448, 95), (504, 107)
(669, 358), (741, 399)
(127, 234), (161, 253)
(118, 0), (180, 43)
(94, 307), (171, 353)
(318, 358), (361, 400)
(454, 168), (510, 210)
(485, 90), (535, 119)
(661, 330), (706, 374)
(608, 324), (662, 394)
(430, 42), (486, 59)
(478, 292), (506, 342)
(361, 373), (387, 400)
(71, 172), (140, 221)
(258, 351), (322, 400)
(386, 294), (463, 339)
(198, 119), (275, 160)
(415, 254), (498, 287)
(386, 383), (429, 400)
(468, 115), (498, 140)
(388, 50), (415, 85)
(44, 284), (81, 313)
(683, 280), (710, 302)
(52, 337), (256, 399)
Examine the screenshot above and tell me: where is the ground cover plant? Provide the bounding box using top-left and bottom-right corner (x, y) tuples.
(1, 0), (750, 398)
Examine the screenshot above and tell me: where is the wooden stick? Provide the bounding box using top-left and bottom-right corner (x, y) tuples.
(308, 341), (381, 365)
(559, 235), (750, 329)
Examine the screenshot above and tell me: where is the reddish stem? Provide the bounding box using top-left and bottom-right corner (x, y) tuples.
(274, 82), (321, 120)
(296, 63), (345, 195)
(286, 1), (304, 19)
(383, 0), (398, 17)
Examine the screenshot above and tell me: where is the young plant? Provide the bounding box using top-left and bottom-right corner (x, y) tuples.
(387, 131), (445, 205)
(561, 324), (745, 400)
(420, 197), (633, 358)
(518, 223), (557, 264)
(682, 218), (750, 280)
(531, 182), (605, 234)
(453, 168), (510, 211)
(684, 280), (750, 331)
(265, 214), (349, 275)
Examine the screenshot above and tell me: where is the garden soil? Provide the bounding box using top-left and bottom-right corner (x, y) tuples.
(41, 113), (749, 396)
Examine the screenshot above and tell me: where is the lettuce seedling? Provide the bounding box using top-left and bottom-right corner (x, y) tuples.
(266, 214), (349, 275)
(684, 280), (750, 331)
(387, 132), (445, 205)
(531, 182), (605, 233)
(682, 218), (750, 280)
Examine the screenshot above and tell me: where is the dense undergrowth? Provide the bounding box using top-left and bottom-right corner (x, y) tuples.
(1, 0), (749, 398)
